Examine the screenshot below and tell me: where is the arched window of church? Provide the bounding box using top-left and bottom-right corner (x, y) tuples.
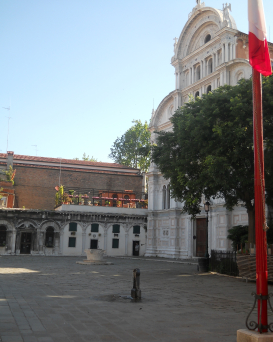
(162, 186), (166, 210)
(207, 85), (212, 94)
(204, 34), (211, 44)
(166, 185), (170, 209)
(196, 65), (201, 81)
(195, 91), (200, 99)
(208, 59), (213, 74)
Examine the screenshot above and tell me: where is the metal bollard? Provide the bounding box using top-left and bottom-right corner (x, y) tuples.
(131, 268), (141, 299)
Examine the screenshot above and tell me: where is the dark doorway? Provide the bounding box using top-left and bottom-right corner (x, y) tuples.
(133, 241), (140, 256)
(20, 233), (32, 254)
(90, 239), (98, 249)
(196, 218), (207, 257)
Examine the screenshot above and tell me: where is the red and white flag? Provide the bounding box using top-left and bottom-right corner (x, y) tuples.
(248, 0), (272, 76)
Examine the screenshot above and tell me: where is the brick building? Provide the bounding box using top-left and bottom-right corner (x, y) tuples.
(0, 152), (144, 210)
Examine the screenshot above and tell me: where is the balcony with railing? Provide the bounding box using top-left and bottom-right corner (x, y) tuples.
(55, 187), (148, 215)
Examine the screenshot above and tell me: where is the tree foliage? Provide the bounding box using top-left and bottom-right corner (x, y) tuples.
(152, 76), (273, 243)
(109, 120), (151, 172)
(74, 153), (98, 162)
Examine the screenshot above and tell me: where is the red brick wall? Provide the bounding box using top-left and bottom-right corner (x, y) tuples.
(13, 165), (143, 210)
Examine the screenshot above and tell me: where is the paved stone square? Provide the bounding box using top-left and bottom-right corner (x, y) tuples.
(0, 256), (270, 342)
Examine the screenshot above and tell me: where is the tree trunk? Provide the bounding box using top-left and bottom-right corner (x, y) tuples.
(247, 207), (255, 244)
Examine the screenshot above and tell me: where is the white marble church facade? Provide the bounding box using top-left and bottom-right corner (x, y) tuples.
(145, 1), (257, 259)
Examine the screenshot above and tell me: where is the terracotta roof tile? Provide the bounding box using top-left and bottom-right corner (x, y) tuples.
(0, 153), (138, 171)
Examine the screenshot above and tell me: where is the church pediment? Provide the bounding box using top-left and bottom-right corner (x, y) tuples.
(173, 3), (237, 60)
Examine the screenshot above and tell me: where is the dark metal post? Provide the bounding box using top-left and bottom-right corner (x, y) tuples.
(131, 268), (141, 299)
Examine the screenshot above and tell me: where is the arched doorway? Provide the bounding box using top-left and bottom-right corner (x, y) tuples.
(45, 227), (54, 247)
(0, 226), (7, 247)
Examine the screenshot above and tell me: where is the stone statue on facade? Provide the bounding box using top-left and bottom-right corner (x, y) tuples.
(222, 3), (232, 27)
(173, 37), (178, 53)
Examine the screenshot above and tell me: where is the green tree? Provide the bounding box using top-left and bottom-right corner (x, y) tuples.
(74, 153), (98, 162)
(109, 120), (151, 172)
(152, 77), (273, 244)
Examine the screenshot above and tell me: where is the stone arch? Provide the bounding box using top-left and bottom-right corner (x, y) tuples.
(236, 70), (244, 82)
(40, 220), (61, 232)
(0, 219), (14, 231)
(175, 8), (224, 59)
(168, 105), (174, 119)
(17, 219), (38, 230)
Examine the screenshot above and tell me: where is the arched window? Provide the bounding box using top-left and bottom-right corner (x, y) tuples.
(195, 91), (200, 99)
(208, 59), (213, 74)
(166, 185), (170, 209)
(196, 65), (201, 81)
(207, 85), (212, 94)
(205, 34), (211, 44)
(45, 227), (54, 247)
(162, 186), (166, 210)
(0, 226), (7, 247)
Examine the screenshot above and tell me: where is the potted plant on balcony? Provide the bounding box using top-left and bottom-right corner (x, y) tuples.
(105, 200), (110, 206)
(116, 200), (122, 207)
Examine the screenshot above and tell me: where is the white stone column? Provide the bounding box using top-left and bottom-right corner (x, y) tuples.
(233, 43), (236, 59)
(104, 228), (107, 252)
(177, 73), (180, 89)
(11, 230), (16, 254)
(192, 67), (195, 84)
(60, 230), (64, 255)
(223, 70), (227, 84)
(200, 61), (203, 78)
(125, 233), (129, 256)
(225, 43), (228, 62)
(229, 44), (233, 61)
(82, 229), (86, 255)
(212, 56), (214, 72)
(216, 52), (218, 67)
(222, 45), (225, 63)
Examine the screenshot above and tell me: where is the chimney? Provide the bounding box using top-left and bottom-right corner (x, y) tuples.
(7, 151), (14, 169)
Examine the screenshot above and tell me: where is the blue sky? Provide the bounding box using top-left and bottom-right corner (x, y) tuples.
(1, 0), (273, 162)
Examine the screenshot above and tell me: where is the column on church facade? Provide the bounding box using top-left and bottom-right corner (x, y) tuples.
(212, 55), (214, 72)
(200, 60), (203, 79)
(11, 230), (16, 254)
(192, 66), (195, 84)
(178, 72), (180, 89)
(125, 233), (129, 255)
(229, 43), (233, 61)
(189, 68), (192, 85)
(222, 45), (225, 63)
(233, 43), (236, 59)
(225, 43), (229, 62)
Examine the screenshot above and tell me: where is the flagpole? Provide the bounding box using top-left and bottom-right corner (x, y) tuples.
(252, 67), (268, 332)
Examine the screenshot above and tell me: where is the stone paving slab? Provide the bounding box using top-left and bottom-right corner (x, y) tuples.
(0, 256), (268, 342)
